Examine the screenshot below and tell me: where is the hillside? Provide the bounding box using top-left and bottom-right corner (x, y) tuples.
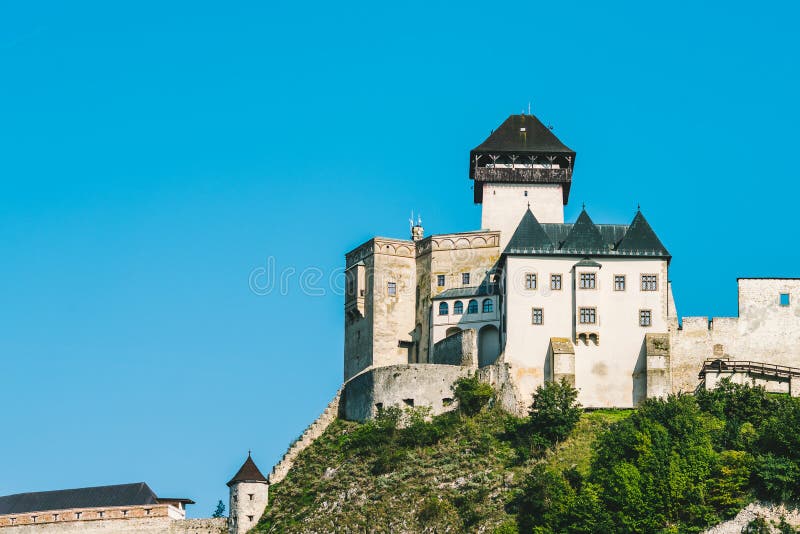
(254, 379), (800, 534)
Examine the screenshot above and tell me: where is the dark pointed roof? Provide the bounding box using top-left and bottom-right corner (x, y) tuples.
(502, 209), (670, 260)
(505, 209), (554, 253)
(471, 114), (574, 155)
(0, 483), (161, 515)
(561, 210), (605, 252)
(227, 454), (268, 487)
(616, 211), (670, 256)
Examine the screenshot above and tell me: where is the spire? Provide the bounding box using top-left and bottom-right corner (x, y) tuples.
(505, 208), (554, 253)
(227, 454), (268, 487)
(617, 210), (670, 256)
(561, 209), (605, 252)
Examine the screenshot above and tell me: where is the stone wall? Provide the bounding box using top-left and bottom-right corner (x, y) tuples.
(341, 364), (471, 421)
(670, 279), (800, 395)
(0, 517), (226, 534)
(268, 389), (341, 485)
(431, 329), (478, 367)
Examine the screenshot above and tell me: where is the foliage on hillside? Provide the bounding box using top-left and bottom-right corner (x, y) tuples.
(255, 378), (800, 533)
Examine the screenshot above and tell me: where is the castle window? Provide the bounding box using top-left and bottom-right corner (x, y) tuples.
(438, 302), (449, 315)
(579, 307), (596, 324)
(482, 299), (493, 313)
(249, 494), (254, 501)
(76, 513), (82, 519)
(579, 273), (596, 289)
(550, 274), (562, 290)
(123, 511), (128, 517)
(437, 275), (445, 287)
(375, 403), (383, 411)
(614, 275), (626, 291)
(99, 511), (104, 518)
(641, 274), (658, 291)
(462, 273), (470, 285)
(467, 299), (478, 314)
(31, 516), (37, 523)
(640, 309), (652, 327)
(453, 301), (463, 314)
(387, 282), (397, 296)
(524, 190), (528, 196)
(780, 293), (790, 306)
(53, 514), (59, 521)
(247, 515), (254, 522)
(403, 398), (414, 407)
(532, 308), (543, 325)
(525, 273), (537, 290)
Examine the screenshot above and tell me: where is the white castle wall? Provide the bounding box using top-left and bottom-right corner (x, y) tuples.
(503, 256), (669, 408)
(480, 183), (564, 248)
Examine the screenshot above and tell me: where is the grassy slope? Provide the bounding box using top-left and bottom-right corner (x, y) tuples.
(255, 409), (629, 533)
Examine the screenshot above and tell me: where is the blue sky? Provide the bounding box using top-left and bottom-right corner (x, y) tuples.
(1, 0), (798, 518)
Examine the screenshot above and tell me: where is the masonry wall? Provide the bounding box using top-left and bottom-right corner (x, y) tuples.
(228, 482), (267, 534)
(481, 183), (564, 248)
(670, 279), (800, 394)
(430, 329), (478, 367)
(341, 364), (471, 421)
(416, 231), (501, 362)
(0, 517), (226, 534)
(503, 256), (670, 408)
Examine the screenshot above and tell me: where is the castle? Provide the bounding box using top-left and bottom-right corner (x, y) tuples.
(3, 112), (800, 534)
(339, 113), (800, 420)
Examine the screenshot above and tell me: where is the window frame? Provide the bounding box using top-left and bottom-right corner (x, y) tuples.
(614, 274), (626, 291)
(462, 272), (471, 285)
(579, 307), (597, 324)
(482, 298), (493, 313)
(524, 273), (537, 290)
(467, 299), (479, 314)
(780, 293), (790, 307)
(387, 281), (397, 296)
(550, 273), (562, 291)
(437, 274), (445, 287)
(641, 274), (658, 291)
(579, 272), (597, 290)
(438, 302), (449, 316)
(453, 300), (463, 315)
(639, 309), (652, 327)
(532, 307), (544, 325)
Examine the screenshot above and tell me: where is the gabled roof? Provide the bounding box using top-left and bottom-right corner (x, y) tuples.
(574, 257), (602, 268)
(560, 210), (605, 252)
(505, 209), (553, 252)
(503, 209), (670, 260)
(0, 483), (160, 515)
(616, 210), (670, 256)
(227, 454), (268, 487)
(471, 114), (575, 155)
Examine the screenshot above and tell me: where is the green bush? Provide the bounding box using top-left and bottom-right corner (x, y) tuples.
(453, 375), (495, 416)
(528, 378), (582, 445)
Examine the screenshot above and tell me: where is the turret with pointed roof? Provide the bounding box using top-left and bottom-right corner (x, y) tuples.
(470, 114), (575, 204)
(227, 453), (269, 534)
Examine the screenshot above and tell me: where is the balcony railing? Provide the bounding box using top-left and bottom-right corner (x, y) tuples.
(699, 359), (800, 380)
(474, 167), (571, 183)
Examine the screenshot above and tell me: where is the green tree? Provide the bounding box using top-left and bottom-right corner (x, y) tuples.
(528, 378), (582, 445)
(212, 499), (226, 518)
(453, 375), (495, 416)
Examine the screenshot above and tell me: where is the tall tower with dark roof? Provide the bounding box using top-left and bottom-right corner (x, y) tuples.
(470, 114), (575, 248)
(227, 453), (268, 534)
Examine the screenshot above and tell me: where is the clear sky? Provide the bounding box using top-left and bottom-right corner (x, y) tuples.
(1, 0), (799, 518)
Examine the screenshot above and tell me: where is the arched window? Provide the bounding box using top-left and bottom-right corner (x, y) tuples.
(467, 299), (478, 314)
(482, 299), (493, 313)
(453, 300), (464, 315)
(438, 302), (449, 316)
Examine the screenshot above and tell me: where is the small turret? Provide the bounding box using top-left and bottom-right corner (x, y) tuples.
(227, 452), (268, 534)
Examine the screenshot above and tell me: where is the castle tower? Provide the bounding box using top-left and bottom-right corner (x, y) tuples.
(470, 114), (575, 248)
(227, 453), (269, 534)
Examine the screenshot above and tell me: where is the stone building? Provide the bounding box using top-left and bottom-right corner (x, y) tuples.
(0, 482), (222, 533)
(226, 454), (268, 534)
(340, 112), (800, 419)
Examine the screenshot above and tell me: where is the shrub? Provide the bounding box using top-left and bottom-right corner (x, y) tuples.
(371, 447), (406, 475)
(453, 375), (495, 416)
(528, 378), (582, 445)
